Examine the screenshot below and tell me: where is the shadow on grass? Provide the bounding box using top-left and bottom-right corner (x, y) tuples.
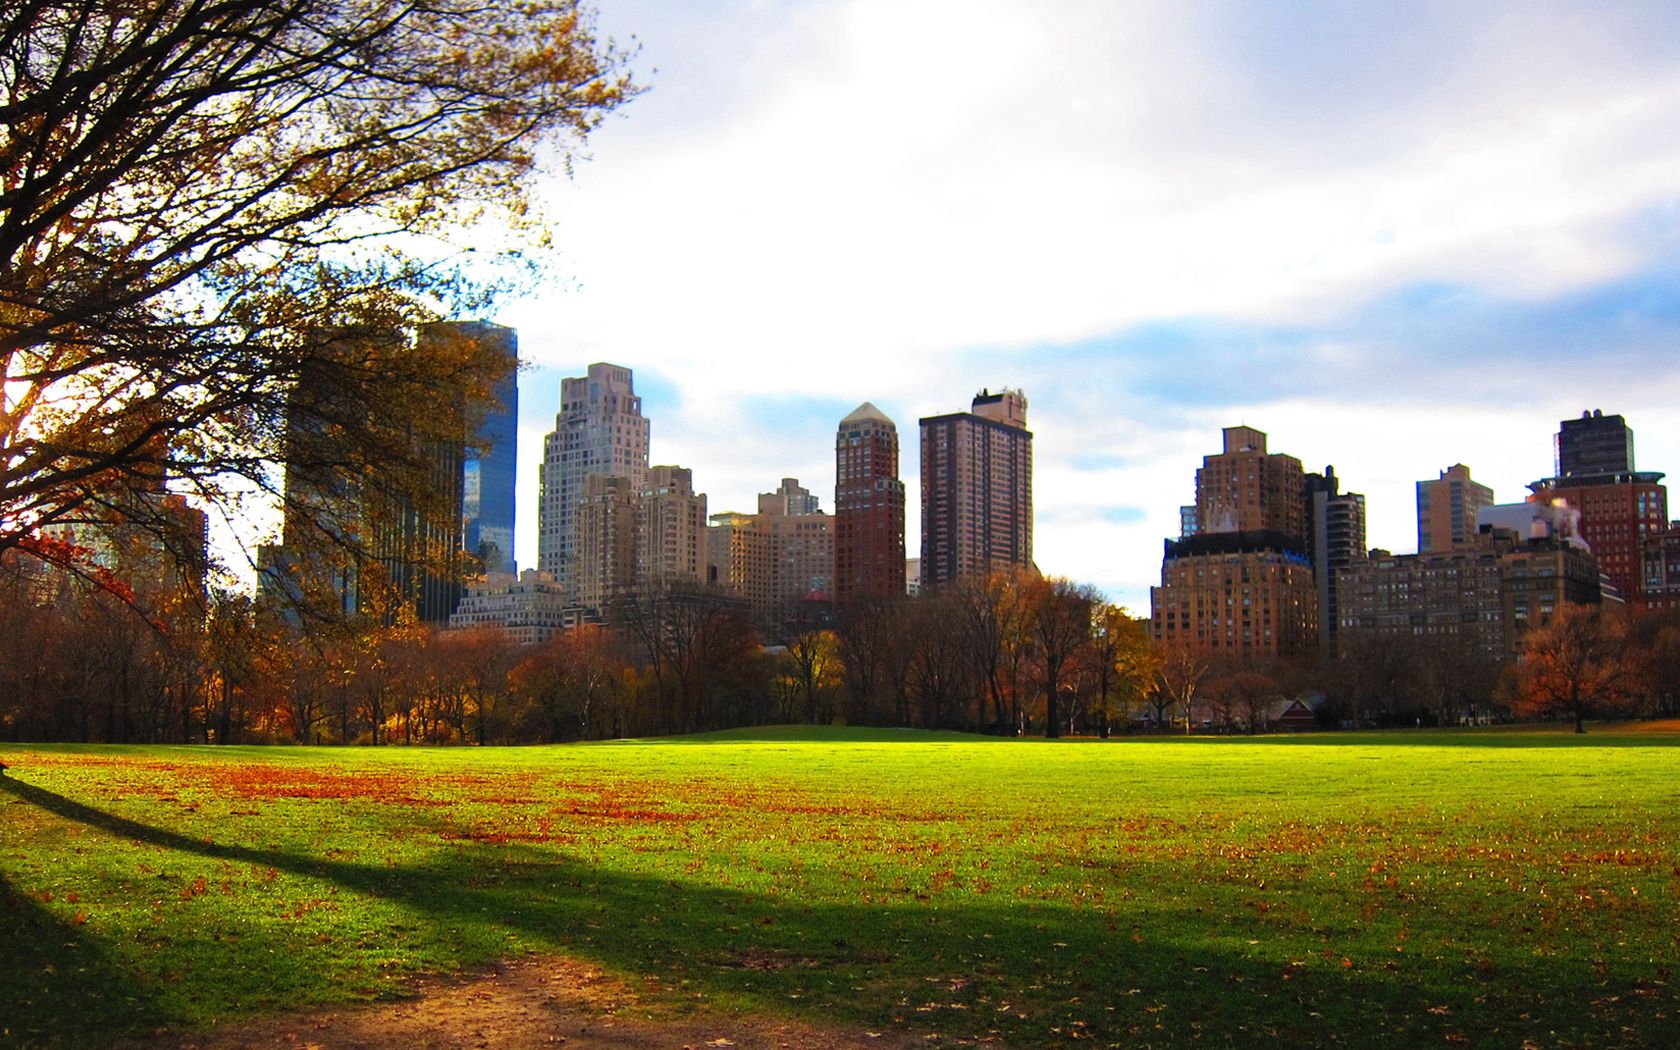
(0, 875), (171, 1049)
(2, 775), (1672, 1048)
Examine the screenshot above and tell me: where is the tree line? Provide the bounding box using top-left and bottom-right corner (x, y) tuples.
(5, 559), (1676, 745)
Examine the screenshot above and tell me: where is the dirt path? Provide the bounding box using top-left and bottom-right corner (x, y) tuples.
(115, 956), (968, 1050)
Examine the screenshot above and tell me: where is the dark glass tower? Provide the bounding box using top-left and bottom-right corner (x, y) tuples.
(427, 321), (519, 575)
(1556, 409), (1634, 479)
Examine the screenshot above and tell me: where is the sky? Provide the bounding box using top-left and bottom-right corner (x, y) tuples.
(492, 0), (1680, 612)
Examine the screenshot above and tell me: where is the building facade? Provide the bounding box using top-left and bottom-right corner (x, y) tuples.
(261, 328), (470, 625)
(448, 569), (577, 646)
(706, 477), (834, 621)
(1417, 464), (1493, 554)
(1528, 411), (1667, 612)
(1557, 409), (1634, 479)
(707, 510), (775, 611)
(918, 388), (1033, 590)
(1641, 523), (1680, 610)
(425, 321), (519, 576)
(1339, 526), (1602, 662)
(537, 363), (649, 585)
(1151, 426), (1318, 659)
(1307, 466), (1366, 657)
(572, 473), (637, 613)
(638, 465), (708, 589)
(834, 403), (906, 602)
(1150, 533), (1319, 657)
(1528, 475), (1667, 610)
(1195, 425), (1307, 540)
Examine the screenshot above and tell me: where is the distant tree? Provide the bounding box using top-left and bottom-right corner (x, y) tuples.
(780, 627), (842, 726)
(1513, 604), (1637, 733)
(1153, 642), (1209, 734)
(1625, 610), (1680, 718)
(1332, 631), (1416, 727)
(952, 569), (1037, 731)
(621, 584), (758, 734)
(1028, 577), (1096, 739)
(903, 595), (976, 729)
(1080, 604), (1153, 737)
(834, 596), (905, 726)
(1404, 635), (1502, 726)
(1, 0), (635, 576)
(510, 625), (625, 742)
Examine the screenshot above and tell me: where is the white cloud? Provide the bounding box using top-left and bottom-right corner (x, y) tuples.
(496, 1), (1680, 603)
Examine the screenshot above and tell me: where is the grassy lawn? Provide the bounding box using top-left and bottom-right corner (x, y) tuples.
(3, 727), (1678, 1047)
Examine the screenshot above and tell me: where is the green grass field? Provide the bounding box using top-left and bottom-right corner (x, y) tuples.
(3, 727), (1678, 1047)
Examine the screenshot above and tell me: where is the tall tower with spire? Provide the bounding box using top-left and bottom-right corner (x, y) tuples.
(834, 402), (905, 601)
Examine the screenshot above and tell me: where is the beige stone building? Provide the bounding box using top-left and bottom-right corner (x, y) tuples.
(1151, 537), (1319, 657)
(638, 465), (708, 589)
(1416, 464), (1493, 553)
(572, 473), (636, 612)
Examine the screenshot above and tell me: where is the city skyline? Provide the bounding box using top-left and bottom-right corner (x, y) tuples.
(485, 2), (1680, 611)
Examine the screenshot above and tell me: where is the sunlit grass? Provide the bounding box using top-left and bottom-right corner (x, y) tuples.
(3, 726), (1677, 1046)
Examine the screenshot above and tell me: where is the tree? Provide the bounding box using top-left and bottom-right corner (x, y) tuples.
(1028, 577), (1095, 739)
(1082, 604), (1156, 736)
(1513, 603), (1638, 733)
(834, 596), (905, 726)
(2, 0), (635, 573)
(902, 594), (975, 729)
(953, 569), (1036, 731)
(510, 624), (625, 742)
(1153, 642), (1208, 733)
(780, 626), (842, 726)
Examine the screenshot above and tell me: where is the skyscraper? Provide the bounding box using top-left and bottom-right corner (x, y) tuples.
(834, 403), (905, 601)
(1151, 426), (1317, 658)
(1307, 467), (1366, 657)
(423, 321), (518, 575)
(572, 473), (637, 612)
(638, 465), (708, 588)
(1557, 409), (1634, 478)
(1416, 464), (1492, 553)
(261, 327), (470, 625)
(538, 363), (649, 588)
(919, 388), (1033, 590)
(1529, 411), (1667, 611)
(1195, 425), (1308, 541)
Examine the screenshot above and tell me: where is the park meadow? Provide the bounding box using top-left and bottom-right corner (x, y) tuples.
(3, 725), (1678, 1048)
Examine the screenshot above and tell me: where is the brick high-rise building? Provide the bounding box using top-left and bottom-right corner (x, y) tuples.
(1529, 411), (1667, 612)
(707, 510), (774, 611)
(1151, 426), (1318, 659)
(835, 403), (905, 601)
(919, 388), (1033, 590)
(1417, 464), (1493, 553)
(759, 477), (820, 517)
(1528, 477), (1667, 611)
(1195, 426), (1307, 543)
(1339, 524), (1601, 664)
(538, 363), (649, 585)
(1641, 523), (1680, 611)
(1151, 535), (1319, 657)
(707, 477), (833, 623)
